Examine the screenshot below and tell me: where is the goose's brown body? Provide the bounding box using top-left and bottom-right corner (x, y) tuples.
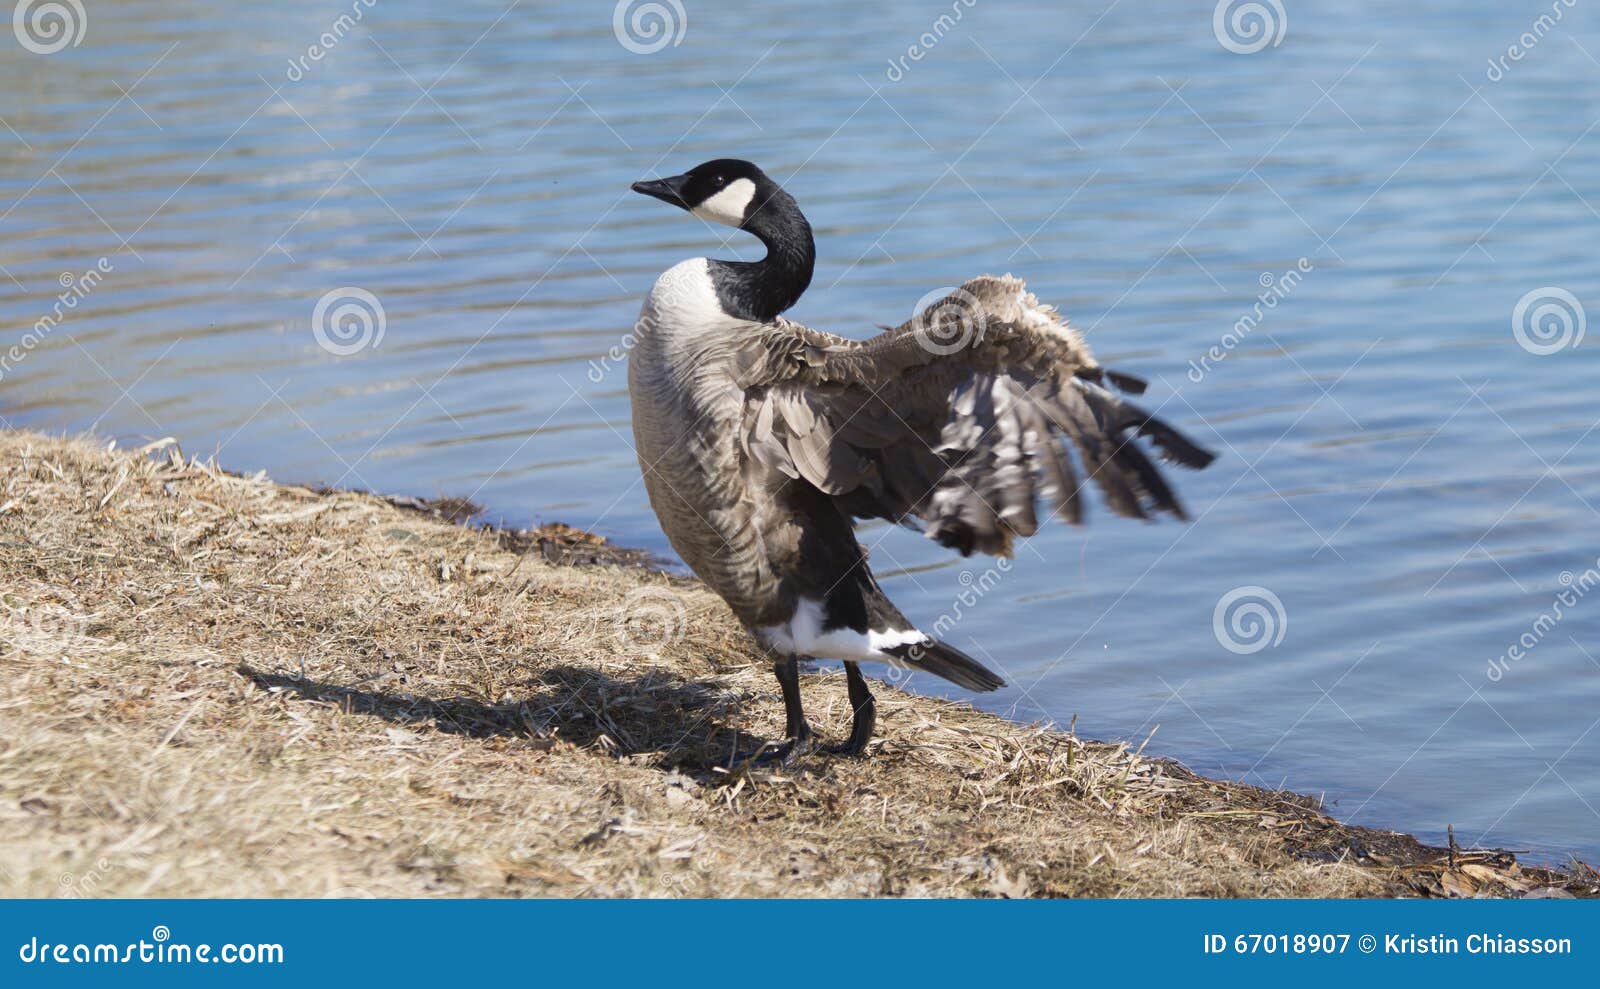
(625, 156), (1214, 760)
(628, 258), (801, 630)
(629, 260), (1214, 661)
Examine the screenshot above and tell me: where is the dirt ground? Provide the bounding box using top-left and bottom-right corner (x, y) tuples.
(1, 429), (1593, 898)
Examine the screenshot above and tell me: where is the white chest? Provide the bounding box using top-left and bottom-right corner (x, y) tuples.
(630, 258), (751, 416)
(638, 258), (732, 342)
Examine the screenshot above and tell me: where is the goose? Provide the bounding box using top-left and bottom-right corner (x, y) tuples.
(627, 159), (1215, 765)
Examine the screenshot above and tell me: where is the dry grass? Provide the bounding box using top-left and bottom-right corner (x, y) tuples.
(0, 429), (1592, 898)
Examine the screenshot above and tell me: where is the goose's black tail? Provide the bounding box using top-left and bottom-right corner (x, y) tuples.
(882, 638), (1005, 692)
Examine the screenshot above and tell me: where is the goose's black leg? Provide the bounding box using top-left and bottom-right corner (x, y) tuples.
(733, 655), (816, 767)
(825, 660), (877, 757)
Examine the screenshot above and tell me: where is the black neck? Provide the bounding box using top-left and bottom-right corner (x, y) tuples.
(707, 189), (814, 322)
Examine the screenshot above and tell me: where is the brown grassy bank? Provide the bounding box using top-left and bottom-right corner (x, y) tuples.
(0, 429), (1593, 898)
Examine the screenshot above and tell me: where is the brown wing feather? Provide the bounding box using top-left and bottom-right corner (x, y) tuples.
(737, 275), (1216, 557)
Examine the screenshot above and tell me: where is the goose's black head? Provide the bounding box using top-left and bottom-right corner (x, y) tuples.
(631, 159), (815, 321)
(631, 158), (780, 230)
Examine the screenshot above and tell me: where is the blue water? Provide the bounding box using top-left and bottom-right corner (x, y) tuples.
(3, 0), (1598, 863)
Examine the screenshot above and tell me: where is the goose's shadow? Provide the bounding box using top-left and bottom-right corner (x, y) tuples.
(241, 663), (770, 777)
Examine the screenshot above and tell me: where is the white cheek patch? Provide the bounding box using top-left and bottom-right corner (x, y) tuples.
(692, 178), (756, 228)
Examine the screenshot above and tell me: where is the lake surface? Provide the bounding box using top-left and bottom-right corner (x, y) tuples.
(3, 0), (1598, 862)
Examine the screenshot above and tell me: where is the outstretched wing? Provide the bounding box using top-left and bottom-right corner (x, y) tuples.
(734, 275), (1216, 557)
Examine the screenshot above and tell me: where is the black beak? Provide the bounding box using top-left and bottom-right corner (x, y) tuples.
(630, 174), (690, 209)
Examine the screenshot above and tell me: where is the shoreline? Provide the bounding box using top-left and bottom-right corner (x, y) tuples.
(1, 428), (1593, 898)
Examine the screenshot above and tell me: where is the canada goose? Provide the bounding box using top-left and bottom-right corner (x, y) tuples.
(628, 159), (1215, 764)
